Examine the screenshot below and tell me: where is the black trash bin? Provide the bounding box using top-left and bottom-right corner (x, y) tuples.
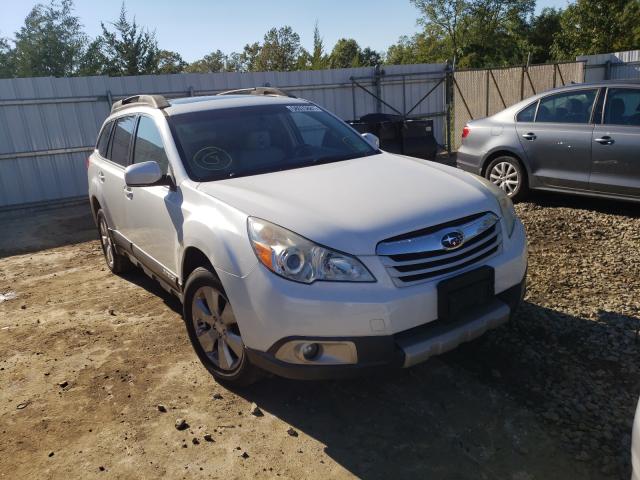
(349, 113), (437, 160)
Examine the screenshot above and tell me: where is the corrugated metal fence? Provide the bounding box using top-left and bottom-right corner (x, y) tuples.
(578, 50), (640, 82)
(452, 61), (585, 149)
(0, 63), (447, 210)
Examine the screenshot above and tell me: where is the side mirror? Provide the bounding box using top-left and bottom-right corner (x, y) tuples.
(124, 161), (164, 187)
(361, 132), (380, 149)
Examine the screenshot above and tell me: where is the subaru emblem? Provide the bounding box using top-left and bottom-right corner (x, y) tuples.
(441, 231), (464, 250)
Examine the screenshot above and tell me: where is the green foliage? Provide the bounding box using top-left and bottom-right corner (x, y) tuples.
(81, 4), (159, 76)
(311, 21), (328, 69)
(0, 35), (15, 78)
(186, 50), (228, 73)
(13, 0), (86, 77)
(388, 0), (639, 67)
(156, 50), (186, 74)
(551, 0), (640, 60)
(329, 38), (363, 68)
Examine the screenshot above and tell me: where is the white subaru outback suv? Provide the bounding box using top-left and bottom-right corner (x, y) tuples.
(88, 88), (527, 386)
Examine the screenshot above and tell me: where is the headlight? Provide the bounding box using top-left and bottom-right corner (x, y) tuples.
(472, 175), (517, 237)
(247, 217), (375, 284)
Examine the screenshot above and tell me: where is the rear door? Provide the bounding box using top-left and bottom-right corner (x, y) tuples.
(123, 115), (181, 278)
(101, 115), (136, 231)
(589, 87), (640, 198)
(515, 88), (599, 190)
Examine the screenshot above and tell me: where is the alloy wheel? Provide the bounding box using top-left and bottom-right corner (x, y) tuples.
(191, 286), (244, 372)
(99, 217), (115, 268)
(489, 161), (519, 196)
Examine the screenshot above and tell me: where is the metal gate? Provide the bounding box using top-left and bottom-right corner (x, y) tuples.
(452, 61), (586, 149)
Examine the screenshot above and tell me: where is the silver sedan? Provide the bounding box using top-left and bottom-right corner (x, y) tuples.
(457, 80), (640, 202)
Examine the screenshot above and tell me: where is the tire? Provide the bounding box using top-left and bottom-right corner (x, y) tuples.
(183, 267), (260, 387)
(97, 209), (132, 274)
(485, 155), (528, 202)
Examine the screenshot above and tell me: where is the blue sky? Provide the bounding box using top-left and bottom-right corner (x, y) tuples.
(0, 0), (570, 62)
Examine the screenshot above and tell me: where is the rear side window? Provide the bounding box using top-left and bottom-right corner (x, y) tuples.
(109, 116), (137, 167)
(133, 116), (170, 174)
(536, 89), (598, 124)
(516, 102), (537, 122)
(604, 88), (640, 126)
(97, 121), (113, 157)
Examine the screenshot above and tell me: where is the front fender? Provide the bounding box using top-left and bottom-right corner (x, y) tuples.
(181, 199), (257, 280)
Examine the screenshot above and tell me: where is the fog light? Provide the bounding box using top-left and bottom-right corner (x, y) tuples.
(301, 342), (320, 360)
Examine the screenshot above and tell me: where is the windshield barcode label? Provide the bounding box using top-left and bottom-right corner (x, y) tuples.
(286, 105), (322, 112)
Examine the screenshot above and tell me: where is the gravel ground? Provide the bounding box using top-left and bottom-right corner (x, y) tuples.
(450, 194), (640, 478)
(0, 194), (638, 479)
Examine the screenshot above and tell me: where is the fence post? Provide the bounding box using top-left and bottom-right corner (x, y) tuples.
(106, 90), (113, 107)
(485, 70), (490, 117)
(520, 66), (525, 100)
(374, 65), (382, 114)
(446, 62), (453, 156)
(604, 60), (611, 80)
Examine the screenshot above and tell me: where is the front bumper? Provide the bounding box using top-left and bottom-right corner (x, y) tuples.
(247, 278), (525, 380)
(219, 219), (527, 379)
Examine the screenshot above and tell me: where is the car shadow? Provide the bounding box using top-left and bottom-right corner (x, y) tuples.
(0, 203), (96, 259)
(118, 268), (183, 315)
(525, 191), (640, 217)
(225, 301), (639, 479)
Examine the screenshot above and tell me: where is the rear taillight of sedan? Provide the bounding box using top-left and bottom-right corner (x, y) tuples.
(461, 125), (471, 139)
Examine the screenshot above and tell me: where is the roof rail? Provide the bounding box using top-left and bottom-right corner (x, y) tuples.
(111, 94), (170, 113)
(216, 87), (296, 98)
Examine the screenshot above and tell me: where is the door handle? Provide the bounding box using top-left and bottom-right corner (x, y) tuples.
(594, 136), (614, 145)
(124, 186), (133, 199)
(98, 171), (105, 182)
(521, 132), (536, 141)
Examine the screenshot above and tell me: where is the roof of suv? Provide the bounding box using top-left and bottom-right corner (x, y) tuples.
(165, 94), (310, 116)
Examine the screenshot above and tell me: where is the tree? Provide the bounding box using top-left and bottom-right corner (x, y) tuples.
(311, 21), (328, 69)
(526, 7), (562, 64)
(12, 0), (86, 77)
(361, 47), (382, 66)
(386, 33), (448, 64)
(239, 41), (261, 71)
(88, 3), (159, 76)
(329, 38), (362, 68)
(256, 26), (303, 71)
(410, 0), (470, 62)
(156, 50), (186, 74)
(185, 49), (227, 73)
(0, 35), (15, 78)
(551, 0), (639, 60)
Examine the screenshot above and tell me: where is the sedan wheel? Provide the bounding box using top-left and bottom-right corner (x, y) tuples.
(489, 161), (519, 196)
(191, 285), (244, 373)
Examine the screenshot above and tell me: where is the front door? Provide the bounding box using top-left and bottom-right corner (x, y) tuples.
(101, 116), (136, 230)
(590, 87), (640, 198)
(515, 88), (599, 190)
(122, 115), (182, 279)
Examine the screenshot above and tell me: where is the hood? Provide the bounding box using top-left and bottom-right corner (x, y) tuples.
(197, 152), (499, 255)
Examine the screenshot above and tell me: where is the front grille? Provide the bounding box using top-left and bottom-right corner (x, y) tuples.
(377, 212), (502, 287)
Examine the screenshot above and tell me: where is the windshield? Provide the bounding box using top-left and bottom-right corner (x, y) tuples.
(168, 103), (379, 181)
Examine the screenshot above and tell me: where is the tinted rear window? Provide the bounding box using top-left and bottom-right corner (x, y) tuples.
(109, 116), (137, 167)
(168, 104), (378, 182)
(97, 121), (113, 157)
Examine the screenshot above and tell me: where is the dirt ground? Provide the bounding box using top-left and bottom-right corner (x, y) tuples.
(0, 194), (638, 480)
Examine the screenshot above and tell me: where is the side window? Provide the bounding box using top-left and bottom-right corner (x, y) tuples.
(109, 116), (137, 167)
(604, 88), (640, 126)
(536, 89), (598, 124)
(516, 102), (537, 122)
(97, 121), (113, 157)
(289, 112), (328, 147)
(133, 116), (170, 174)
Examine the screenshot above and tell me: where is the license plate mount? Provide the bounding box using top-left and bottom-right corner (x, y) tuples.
(437, 266), (495, 321)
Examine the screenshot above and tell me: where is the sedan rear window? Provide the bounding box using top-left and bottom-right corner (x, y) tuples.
(167, 104), (379, 181)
